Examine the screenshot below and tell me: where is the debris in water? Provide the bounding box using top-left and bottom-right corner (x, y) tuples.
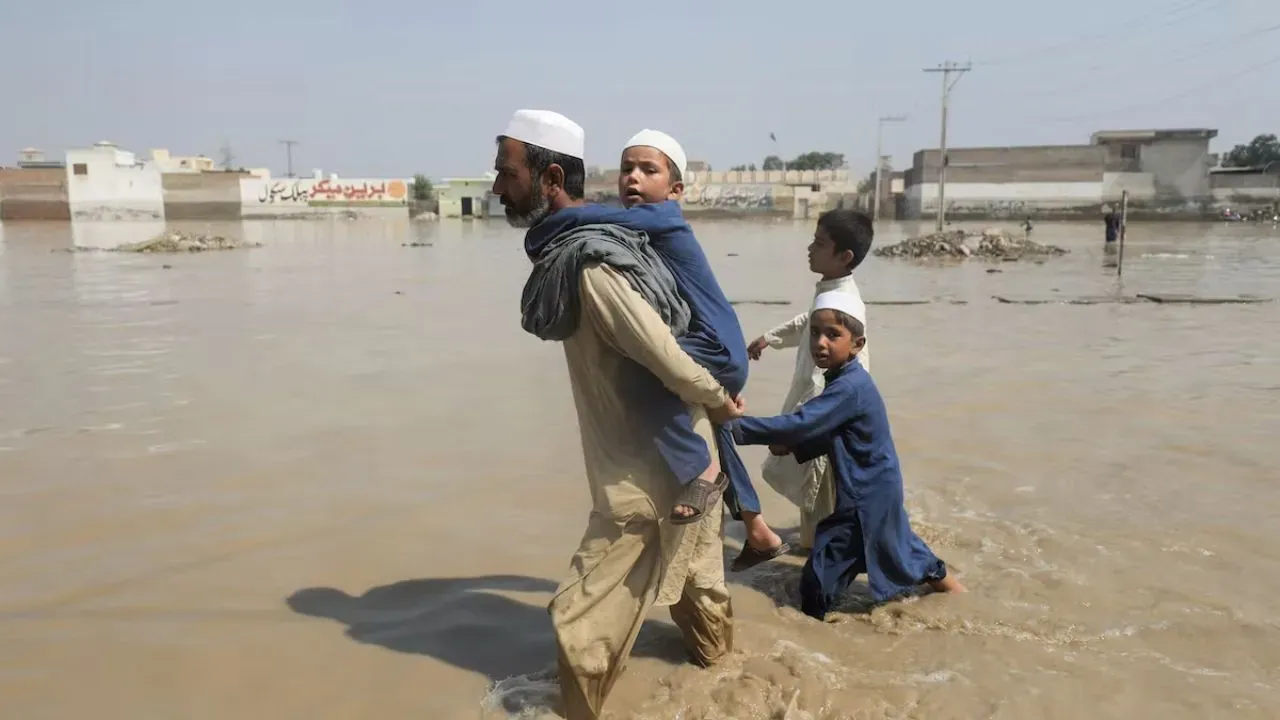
(111, 230), (262, 253)
(72, 206), (162, 221)
(1136, 293), (1272, 305)
(874, 228), (1067, 261)
(402, 242), (433, 247)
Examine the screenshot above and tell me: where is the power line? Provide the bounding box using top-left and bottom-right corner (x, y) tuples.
(998, 20), (1280, 103)
(975, 0), (1220, 68)
(1040, 51), (1280, 124)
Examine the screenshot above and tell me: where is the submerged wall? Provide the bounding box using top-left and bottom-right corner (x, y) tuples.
(0, 168), (70, 220)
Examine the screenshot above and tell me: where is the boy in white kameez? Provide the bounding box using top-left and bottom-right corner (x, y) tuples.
(745, 209), (874, 549)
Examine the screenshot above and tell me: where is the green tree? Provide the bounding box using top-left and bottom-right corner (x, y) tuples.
(856, 170), (877, 194)
(730, 164), (748, 171)
(787, 152), (846, 171)
(1222, 134), (1280, 168)
(412, 174), (434, 201)
(762, 155), (784, 171)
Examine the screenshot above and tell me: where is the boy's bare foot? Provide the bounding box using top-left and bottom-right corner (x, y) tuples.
(929, 575), (967, 594)
(742, 513), (784, 552)
(731, 513), (789, 571)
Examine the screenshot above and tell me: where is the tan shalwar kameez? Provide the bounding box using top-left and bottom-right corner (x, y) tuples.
(549, 263), (734, 720)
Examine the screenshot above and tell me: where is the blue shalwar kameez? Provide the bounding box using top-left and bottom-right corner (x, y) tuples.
(525, 201), (761, 517)
(731, 358), (948, 619)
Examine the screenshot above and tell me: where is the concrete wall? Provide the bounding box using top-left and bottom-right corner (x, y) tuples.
(437, 179), (493, 218)
(1139, 137), (1215, 205)
(903, 134), (1220, 218)
(908, 145), (1105, 185)
(162, 172), (247, 220)
(240, 177), (409, 217)
(1210, 170), (1280, 206)
(685, 169), (851, 185)
(0, 167), (70, 220)
(1101, 172), (1156, 204)
(905, 181), (1102, 218)
(65, 145), (165, 220)
(682, 169), (853, 216)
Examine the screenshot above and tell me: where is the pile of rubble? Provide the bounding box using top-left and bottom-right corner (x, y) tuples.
(874, 230), (973, 259)
(874, 228), (1067, 261)
(116, 230), (262, 253)
(973, 228), (1068, 259)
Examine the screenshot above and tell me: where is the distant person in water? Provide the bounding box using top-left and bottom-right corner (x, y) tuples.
(1104, 206), (1120, 244)
(730, 291), (966, 620)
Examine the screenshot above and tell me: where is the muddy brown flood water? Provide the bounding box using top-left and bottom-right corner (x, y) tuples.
(1, 216), (1278, 719)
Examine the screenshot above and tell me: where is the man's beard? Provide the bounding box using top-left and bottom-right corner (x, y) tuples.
(504, 191), (551, 228)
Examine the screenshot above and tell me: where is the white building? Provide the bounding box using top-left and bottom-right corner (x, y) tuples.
(149, 149), (215, 173)
(65, 141), (164, 219)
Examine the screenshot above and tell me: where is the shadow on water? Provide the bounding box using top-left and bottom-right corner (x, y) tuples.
(285, 573), (696, 683)
(720, 524), (880, 615)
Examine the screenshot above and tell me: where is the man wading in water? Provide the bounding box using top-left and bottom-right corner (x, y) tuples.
(493, 109), (739, 719)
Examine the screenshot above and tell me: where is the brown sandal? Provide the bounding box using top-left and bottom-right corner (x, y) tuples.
(730, 542), (791, 572)
(669, 472), (729, 525)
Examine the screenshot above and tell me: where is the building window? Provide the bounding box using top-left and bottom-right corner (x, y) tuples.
(73, 163), (88, 176)
(1120, 144), (1139, 160)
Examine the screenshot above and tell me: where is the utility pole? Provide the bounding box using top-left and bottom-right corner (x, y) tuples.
(923, 61), (971, 231)
(278, 139), (299, 178)
(873, 114), (907, 224)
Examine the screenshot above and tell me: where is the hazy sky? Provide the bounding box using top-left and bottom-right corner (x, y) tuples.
(2, 0), (1276, 179)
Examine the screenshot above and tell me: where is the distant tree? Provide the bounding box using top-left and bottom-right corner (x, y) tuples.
(730, 164), (748, 171)
(787, 152), (846, 171)
(1222, 134), (1280, 168)
(758, 153), (845, 172)
(412, 174), (434, 201)
(856, 170), (877, 194)
(748, 163), (757, 172)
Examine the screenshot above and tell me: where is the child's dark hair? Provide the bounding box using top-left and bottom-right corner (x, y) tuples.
(817, 209), (874, 269)
(812, 309), (866, 337)
(833, 311), (865, 338)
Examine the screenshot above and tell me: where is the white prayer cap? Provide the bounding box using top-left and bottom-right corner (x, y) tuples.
(812, 291), (867, 329)
(623, 129), (687, 178)
(501, 109), (585, 159)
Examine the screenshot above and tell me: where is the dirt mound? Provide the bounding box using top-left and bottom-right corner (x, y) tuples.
(875, 228), (1067, 261)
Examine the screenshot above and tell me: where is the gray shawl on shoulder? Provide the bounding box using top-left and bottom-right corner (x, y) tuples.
(521, 223), (691, 342)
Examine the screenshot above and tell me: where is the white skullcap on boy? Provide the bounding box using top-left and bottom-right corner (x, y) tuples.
(623, 129), (687, 178)
(502, 109), (585, 159)
(812, 291), (867, 329)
